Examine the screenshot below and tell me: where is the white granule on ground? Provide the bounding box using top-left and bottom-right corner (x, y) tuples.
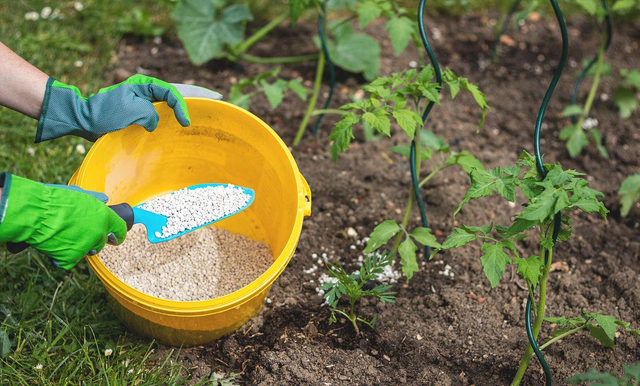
(138, 185), (251, 239)
(100, 224), (273, 301)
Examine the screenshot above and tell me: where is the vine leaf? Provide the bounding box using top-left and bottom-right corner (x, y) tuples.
(385, 16), (414, 56)
(329, 113), (359, 162)
(363, 220), (401, 253)
(514, 256), (543, 287)
(618, 174), (640, 217)
(398, 237), (419, 280)
(411, 227), (442, 249)
(614, 87), (637, 119)
(173, 0), (253, 64)
(323, 24), (380, 81)
(480, 243), (511, 288)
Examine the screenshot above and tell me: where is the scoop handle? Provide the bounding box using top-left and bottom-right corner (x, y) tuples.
(5, 204), (134, 254)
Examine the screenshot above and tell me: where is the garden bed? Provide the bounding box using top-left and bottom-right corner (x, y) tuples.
(111, 13), (640, 385)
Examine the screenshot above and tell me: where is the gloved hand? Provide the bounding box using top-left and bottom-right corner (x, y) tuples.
(0, 172), (127, 269)
(35, 74), (222, 143)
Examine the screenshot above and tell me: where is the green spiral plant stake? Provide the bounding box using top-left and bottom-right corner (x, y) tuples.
(311, 2), (336, 138)
(431, 1), (639, 384)
(560, 0), (613, 158)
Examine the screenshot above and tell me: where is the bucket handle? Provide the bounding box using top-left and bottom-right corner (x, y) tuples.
(300, 173), (312, 217)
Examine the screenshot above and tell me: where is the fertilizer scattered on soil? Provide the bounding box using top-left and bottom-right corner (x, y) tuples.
(99, 224), (273, 301)
(139, 185), (252, 239)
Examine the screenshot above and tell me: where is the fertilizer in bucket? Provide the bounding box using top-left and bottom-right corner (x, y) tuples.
(99, 187), (273, 302)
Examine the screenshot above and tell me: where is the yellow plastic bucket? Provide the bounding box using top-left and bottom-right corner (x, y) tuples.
(69, 98), (311, 346)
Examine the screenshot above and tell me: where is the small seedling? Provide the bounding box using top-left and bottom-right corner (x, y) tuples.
(322, 252), (396, 334)
(618, 174), (640, 217)
(328, 66), (488, 280)
(431, 151), (639, 384)
(567, 362), (640, 386)
(228, 68), (308, 111)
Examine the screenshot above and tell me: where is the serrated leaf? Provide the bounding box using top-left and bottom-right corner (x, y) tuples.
(418, 84), (440, 104)
(614, 86), (637, 119)
(587, 323), (615, 348)
(594, 314), (617, 341)
(289, 0), (310, 25)
(261, 79), (287, 109)
(411, 227), (442, 249)
(514, 256), (543, 286)
(362, 109), (391, 136)
(480, 243), (511, 288)
(445, 151), (485, 173)
(385, 16), (413, 56)
(357, 0), (381, 28)
(363, 220), (401, 253)
(560, 124), (588, 158)
(288, 79), (308, 101)
(0, 330), (10, 358)
(441, 227), (479, 249)
(576, 0), (599, 14)
(566, 369), (619, 384)
(618, 174), (640, 217)
(622, 69), (640, 90)
(329, 113), (359, 161)
(460, 78), (489, 131)
(399, 237), (419, 280)
(455, 167), (518, 215)
(612, 0), (636, 11)
(506, 218), (538, 237)
(421, 130), (449, 152)
(561, 104), (584, 117)
(590, 128), (608, 158)
(392, 109), (422, 139)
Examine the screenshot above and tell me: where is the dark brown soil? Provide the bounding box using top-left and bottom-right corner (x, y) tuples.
(111, 12), (640, 386)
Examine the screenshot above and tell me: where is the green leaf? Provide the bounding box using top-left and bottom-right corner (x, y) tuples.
(561, 104), (584, 117)
(566, 369), (619, 384)
(363, 220), (401, 253)
(385, 16), (414, 56)
(357, 0), (382, 28)
(329, 113), (359, 161)
(506, 218), (538, 237)
(0, 330), (10, 358)
(445, 151), (485, 173)
(459, 78), (489, 131)
(622, 69), (640, 90)
(399, 237), (419, 280)
(587, 323), (615, 348)
(514, 256), (543, 287)
(576, 0), (599, 14)
(480, 243), (511, 288)
(173, 0), (253, 64)
(455, 167), (518, 215)
(624, 363), (640, 380)
(594, 314), (618, 341)
(391, 109), (422, 139)
(559, 124), (588, 158)
(324, 25), (381, 80)
(614, 86), (637, 119)
(418, 84), (440, 104)
(519, 188), (557, 222)
(289, 0), (311, 25)
(261, 79), (287, 109)
(441, 227), (479, 249)
(288, 79), (308, 101)
(421, 130), (449, 152)
(362, 109), (391, 136)
(411, 227), (442, 249)
(618, 174), (640, 217)
(612, 0), (637, 11)
(590, 128), (608, 158)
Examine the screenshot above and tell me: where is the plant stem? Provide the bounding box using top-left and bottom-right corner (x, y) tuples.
(311, 108), (347, 116)
(539, 324), (587, 351)
(233, 13), (288, 56)
(511, 245), (554, 386)
(293, 50), (325, 146)
(239, 53), (318, 64)
(418, 164), (447, 188)
(392, 190), (415, 253)
(575, 44), (605, 134)
(349, 301), (360, 335)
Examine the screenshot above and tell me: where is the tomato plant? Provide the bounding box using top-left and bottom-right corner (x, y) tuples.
(326, 66), (488, 280)
(431, 151), (640, 384)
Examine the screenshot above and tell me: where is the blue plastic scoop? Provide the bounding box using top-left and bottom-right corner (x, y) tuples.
(110, 183), (255, 243)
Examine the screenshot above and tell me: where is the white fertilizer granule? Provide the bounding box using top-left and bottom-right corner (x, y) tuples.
(138, 185), (252, 239)
(99, 225), (273, 301)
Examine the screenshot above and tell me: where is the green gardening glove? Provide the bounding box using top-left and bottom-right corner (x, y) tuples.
(36, 74), (197, 143)
(0, 172), (127, 269)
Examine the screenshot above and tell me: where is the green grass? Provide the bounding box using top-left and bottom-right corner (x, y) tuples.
(0, 1), (223, 384)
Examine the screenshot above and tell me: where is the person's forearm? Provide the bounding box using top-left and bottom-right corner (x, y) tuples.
(0, 41), (49, 119)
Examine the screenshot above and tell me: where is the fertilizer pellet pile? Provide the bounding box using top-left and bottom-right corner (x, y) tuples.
(99, 225), (273, 301)
(139, 185), (252, 239)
